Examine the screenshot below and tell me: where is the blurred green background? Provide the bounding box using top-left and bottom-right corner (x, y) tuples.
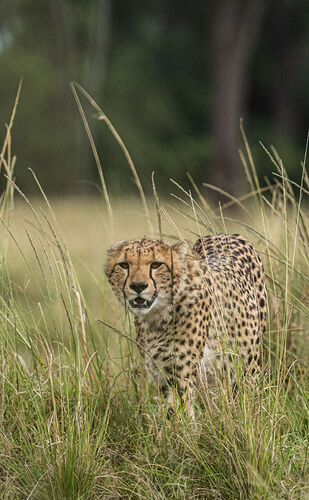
(0, 0), (308, 197)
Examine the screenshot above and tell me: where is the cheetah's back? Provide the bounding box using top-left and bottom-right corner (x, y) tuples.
(193, 234), (267, 377)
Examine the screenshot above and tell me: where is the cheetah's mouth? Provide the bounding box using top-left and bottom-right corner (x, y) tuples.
(129, 294), (157, 310)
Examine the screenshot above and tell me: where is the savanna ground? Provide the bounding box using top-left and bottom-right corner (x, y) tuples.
(0, 88), (308, 499)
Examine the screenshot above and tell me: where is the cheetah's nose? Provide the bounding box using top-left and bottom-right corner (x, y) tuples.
(130, 282), (148, 294)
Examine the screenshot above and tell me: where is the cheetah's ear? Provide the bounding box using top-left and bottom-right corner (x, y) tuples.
(107, 240), (126, 254)
(172, 240), (188, 257)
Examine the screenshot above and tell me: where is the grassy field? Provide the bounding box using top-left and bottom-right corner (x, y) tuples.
(0, 93), (308, 498)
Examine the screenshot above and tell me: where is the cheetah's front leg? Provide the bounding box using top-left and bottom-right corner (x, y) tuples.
(162, 370), (196, 419)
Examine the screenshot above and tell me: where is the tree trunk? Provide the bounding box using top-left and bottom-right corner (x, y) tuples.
(210, 0), (265, 195)
(48, 0), (75, 110)
(84, 0), (111, 100)
(273, 2), (299, 139)
(75, 0), (111, 184)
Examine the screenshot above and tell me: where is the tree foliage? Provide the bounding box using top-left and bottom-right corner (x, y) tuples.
(0, 0), (308, 195)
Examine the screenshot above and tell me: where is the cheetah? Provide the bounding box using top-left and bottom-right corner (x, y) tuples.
(105, 234), (267, 418)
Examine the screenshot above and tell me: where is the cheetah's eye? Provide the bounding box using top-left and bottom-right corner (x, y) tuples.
(151, 262), (162, 269)
(118, 262), (129, 269)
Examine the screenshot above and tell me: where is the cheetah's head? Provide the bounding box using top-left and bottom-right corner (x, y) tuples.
(105, 238), (187, 315)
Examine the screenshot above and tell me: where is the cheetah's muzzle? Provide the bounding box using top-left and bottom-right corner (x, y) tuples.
(129, 294), (156, 310)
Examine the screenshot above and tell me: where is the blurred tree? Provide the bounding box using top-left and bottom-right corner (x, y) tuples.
(78, 0), (111, 179)
(0, 0), (308, 196)
(270, 0), (306, 142)
(84, 0), (111, 100)
(210, 0), (266, 195)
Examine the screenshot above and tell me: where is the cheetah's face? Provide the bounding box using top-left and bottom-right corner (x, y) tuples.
(105, 238), (186, 315)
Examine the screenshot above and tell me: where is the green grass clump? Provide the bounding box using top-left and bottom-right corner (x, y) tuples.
(0, 87), (308, 498)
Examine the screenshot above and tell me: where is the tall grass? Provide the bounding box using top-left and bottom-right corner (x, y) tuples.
(0, 87), (308, 499)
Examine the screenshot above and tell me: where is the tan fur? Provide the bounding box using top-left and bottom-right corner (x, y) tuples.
(106, 234), (267, 418)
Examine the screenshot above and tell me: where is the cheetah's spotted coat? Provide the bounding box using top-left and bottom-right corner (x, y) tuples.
(106, 234), (267, 417)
